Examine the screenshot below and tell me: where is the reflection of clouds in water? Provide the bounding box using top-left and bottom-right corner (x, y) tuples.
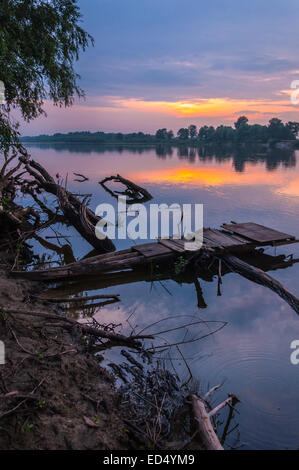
(93, 305), (129, 330)
(95, 299), (171, 335)
(102, 275), (299, 449)
(187, 300), (299, 449)
(25, 144), (299, 449)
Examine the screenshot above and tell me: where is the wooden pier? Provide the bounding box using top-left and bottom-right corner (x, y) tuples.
(11, 222), (299, 281)
(11, 221), (299, 314)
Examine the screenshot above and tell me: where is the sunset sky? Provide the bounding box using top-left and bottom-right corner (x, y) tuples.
(20, 0), (299, 135)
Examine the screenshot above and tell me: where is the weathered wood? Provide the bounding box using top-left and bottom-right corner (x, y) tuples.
(10, 223), (299, 293)
(10, 246), (176, 281)
(20, 156), (115, 253)
(158, 238), (186, 253)
(133, 243), (173, 258)
(189, 395), (223, 450)
(189, 393), (239, 450)
(222, 253), (299, 314)
(203, 229), (244, 248)
(38, 251), (299, 302)
(222, 222), (295, 244)
(100, 174), (153, 204)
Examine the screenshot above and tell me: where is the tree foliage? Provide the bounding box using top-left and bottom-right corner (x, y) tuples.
(174, 117), (299, 143)
(0, 0), (93, 155)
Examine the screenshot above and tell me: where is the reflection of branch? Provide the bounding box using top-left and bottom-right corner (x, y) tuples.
(33, 234), (76, 265)
(63, 297), (120, 313)
(42, 293), (120, 303)
(146, 320), (227, 351)
(73, 173), (89, 182)
(220, 396), (239, 446)
(23, 185), (64, 223)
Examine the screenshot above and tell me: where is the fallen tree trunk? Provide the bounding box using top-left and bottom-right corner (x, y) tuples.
(20, 156), (115, 253)
(10, 247), (176, 281)
(222, 253), (299, 314)
(190, 394), (224, 450)
(189, 393), (238, 450)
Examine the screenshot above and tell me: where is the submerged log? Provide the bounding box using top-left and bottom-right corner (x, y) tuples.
(222, 253), (299, 314)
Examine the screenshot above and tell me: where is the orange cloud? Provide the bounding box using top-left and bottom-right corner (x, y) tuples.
(113, 96), (293, 119)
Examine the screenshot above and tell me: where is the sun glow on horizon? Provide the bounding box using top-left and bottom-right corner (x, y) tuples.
(111, 96), (294, 119)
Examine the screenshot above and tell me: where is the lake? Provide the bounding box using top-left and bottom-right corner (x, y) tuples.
(24, 142), (299, 450)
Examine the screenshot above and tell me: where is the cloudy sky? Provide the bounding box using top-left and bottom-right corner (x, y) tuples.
(21, 0), (299, 135)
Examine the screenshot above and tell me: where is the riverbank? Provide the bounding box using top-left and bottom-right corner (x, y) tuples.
(0, 262), (146, 450)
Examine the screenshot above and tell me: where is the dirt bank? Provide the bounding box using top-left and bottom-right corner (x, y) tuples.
(0, 266), (145, 450)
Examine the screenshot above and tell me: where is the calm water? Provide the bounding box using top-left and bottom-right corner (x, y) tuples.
(24, 143), (299, 450)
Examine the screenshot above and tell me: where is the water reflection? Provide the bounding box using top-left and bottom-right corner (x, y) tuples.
(41, 249), (299, 316)
(23, 143), (299, 449)
(25, 141), (296, 172)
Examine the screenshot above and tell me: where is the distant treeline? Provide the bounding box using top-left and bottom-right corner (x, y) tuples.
(21, 116), (299, 144)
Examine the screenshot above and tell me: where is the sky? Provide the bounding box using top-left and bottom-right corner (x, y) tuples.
(19, 0), (299, 135)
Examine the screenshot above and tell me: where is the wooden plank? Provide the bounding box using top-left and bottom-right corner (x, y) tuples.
(221, 230), (253, 244)
(210, 229), (247, 247)
(169, 239), (188, 248)
(167, 237), (211, 253)
(202, 237), (216, 249)
(132, 243), (173, 258)
(203, 229), (242, 248)
(158, 239), (186, 253)
(222, 222), (295, 243)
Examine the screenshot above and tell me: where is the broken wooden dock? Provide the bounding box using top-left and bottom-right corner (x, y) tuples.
(11, 222), (299, 281)
(11, 222), (299, 314)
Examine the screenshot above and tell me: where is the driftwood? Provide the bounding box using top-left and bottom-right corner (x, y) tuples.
(37, 249), (299, 304)
(189, 393), (239, 450)
(20, 156), (115, 253)
(10, 246), (176, 281)
(222, 253), (299, 314)
(100, 174), (153, 204)
(2, 308), (150, 349)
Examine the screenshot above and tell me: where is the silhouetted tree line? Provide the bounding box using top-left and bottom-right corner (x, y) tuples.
(21, 116), (299, 145)
(169, 117), (299, 143)
(21, 130), (156, 143)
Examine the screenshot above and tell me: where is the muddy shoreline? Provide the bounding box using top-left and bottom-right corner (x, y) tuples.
(0, 264), (147, 450)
